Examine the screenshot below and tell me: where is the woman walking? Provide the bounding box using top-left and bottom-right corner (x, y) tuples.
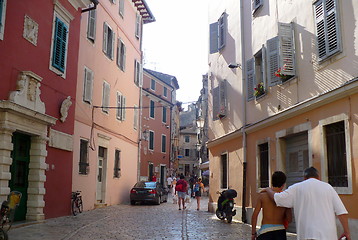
(193, 177), (205, 210)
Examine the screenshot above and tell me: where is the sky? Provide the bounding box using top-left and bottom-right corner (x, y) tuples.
(142, 0), (209, 109)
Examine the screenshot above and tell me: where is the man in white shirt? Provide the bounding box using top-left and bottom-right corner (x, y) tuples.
(265, 167), (350, 240)
(166, 176), (173, 189)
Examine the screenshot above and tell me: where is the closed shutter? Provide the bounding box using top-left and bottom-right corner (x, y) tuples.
(279, 22), (295, 76)
(219, 80), (227, 116)
(52, 17), (67, 72)
(314, 0), (340, 61)
(103, 23), (108, 54)
(209, 22), (218, 54)
(135, 13), (141, 38)
(83, 68), (93, 103)
(102, 82), (110, 113)
(267, 36), (281, 86)
(212, 86), (220, 120)
(246, 58), (255, 101)
(218, 13), (227, 50)
(87, 9), (96, 41)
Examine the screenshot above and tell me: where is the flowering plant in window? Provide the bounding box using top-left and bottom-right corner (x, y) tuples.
(275, 64), (292, 81)
(217, 106), (226, 119)
(254, 82), (265, 97)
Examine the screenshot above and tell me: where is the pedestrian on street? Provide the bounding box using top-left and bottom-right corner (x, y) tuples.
(151, 173), (157, 182)
(193, 177), (205, 210)
(251, 171), (292, 240)
(265, 167), (351, 240)
(167, 175), (173, 189)
(189, 175), (195, 198)
(171, 177), (177, 204)
(175, 174), (188, 210)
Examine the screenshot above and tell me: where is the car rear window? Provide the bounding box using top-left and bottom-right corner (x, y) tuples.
(134, 182), (156, 188)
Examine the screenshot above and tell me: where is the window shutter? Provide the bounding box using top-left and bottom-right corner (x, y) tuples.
(119, 0), (124, 16)
(111, 32), (115, 60)
(121, 95), (126, 120)
(252, 0), (263, 13)
(212, 86), (220, 120)
(84, 68), (93, 103)
(218, 13), (227, 50)
(325, 0), (340, 56)
(139, 63), (143, 87)
(261, 45), (267, 86)
(87, 9), (96, 41)
(279, 22), (295, 76)
(52, 18), (67, 72)
(102, 82), (110, 113)
(103, 23), (108, 54)
(135, 13), (141, 38)
(133, 105), (138, 129)
(267, 36), (281, 87)
(209, 22), (218, 54)
(116, 93), (122, 119)
(122, 43), (126, 71)
(162, 107), (167, 123)
(219, 80), (227, 117)
(116, 38), (121, 67)
(246, 58), (255, 101)
(0, 0), (3, 27)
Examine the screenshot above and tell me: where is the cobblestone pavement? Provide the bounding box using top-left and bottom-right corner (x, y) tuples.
(8, 196), (297, 240)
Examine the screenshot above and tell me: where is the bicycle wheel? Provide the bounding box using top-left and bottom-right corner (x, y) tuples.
(77, 197), (83, 213)
(0, 228), (8, 240)
(71, 199), (80, 216)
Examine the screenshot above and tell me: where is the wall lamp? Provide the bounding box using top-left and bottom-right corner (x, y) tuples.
(228, 63), (241, 69)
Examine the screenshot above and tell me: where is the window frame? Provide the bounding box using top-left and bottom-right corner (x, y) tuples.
(117, 38), (126, 71)
(103, 22), (115, 60)
(79, 139), (89, 175)
(149, 100), (155, 119)
(162, 106), (167, 123)
(87, 8), (96, 42)
(220, 153), (228, 189)
(102, 81), (110, 114)
(149, 130), (154, 151)
(83, 66), (94, 104)
(161, 134), (166, 153)
(113, 149), (121, 178)
(257, 142), (270, 190)
(163, 87), (168, 98)
(150, 79), (156, 91)
(184, 148), (190, 157)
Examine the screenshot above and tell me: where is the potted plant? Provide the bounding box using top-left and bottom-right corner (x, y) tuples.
(275, 64), (293, 82)
(254, 82), (265, 97)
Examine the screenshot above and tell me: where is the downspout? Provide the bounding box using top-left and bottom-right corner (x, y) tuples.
(240, 0), (248, 223)
(137, 73), (143, 182)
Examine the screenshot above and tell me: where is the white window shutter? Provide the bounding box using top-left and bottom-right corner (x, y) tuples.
(219, 80), (227, 116)
(209, 22), (218, 54)
(122, 95), (126, 120)
(111, 32), (115, 60)
(212, 86), (220, 120)
(103, 23), (108, 54)
(119, 0), (124, 16)
(267, 36), (281, 87)
(116, 93), (122, 119)
(102, 82), (110, 113)
(246, 58), (255, 101)
(84, 68), (93, 103)
(139, 63), (143, 87)
(87, 10), (96, 41)
(261, 44), (267, 86)
(279, 22), (295, 76)
(122, 44), (126, 71)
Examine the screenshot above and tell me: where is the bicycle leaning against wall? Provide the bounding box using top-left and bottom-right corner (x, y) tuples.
(0, 191), (22, 240)
(71, 191), (83, 216)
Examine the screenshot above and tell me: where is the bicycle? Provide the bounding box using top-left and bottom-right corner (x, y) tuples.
(0, 191), (22, 240)
(71, 191), (83, 216)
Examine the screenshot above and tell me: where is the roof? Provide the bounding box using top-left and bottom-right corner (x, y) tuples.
(132, 0), (155, 24)
(144, 68), (180, 90)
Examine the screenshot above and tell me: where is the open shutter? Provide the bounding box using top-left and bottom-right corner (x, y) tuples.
(87, 9), (96, 41)
(111, 32), (115, 60)
(279, 22), (295, 76)
(122, 43), (126, 71)
(218, 13), (227, 50)
(267, 36), (281, 86)
(262, 45), (267, 86)
(103, 23), (108, 54)
(116, 93), (122, 119)
(84, 68), (93, 103)
(116, 38), (120, 67)
(325, 0), (340, 56)
(219, 80), (227, 116)
(212, 86), (220, 120)
(252, 0), (263, 13)
(119, 0), (124, 16)
(209, 22), (218, 54)
(102, 82), (110, 113)
(134, 105), (138, 129)
(122, 95), (126, 120)
(246, 58), (255, 101)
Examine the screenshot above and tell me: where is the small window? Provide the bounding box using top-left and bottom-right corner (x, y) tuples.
(102, 81), (110, 113)
(103, 23), (115, 60)
(119, 0), (124, 17)
(83, 67), (94, 104)
(212, 80), (227, 120)
(185, 149), (190, 157)
(161, 135), (166, 153)
(116, 38), (126, 71)
(134, 60), (142, 86)
(162, 107), (167, 123)
(52, 17), (68, 73)
(149, 100), (155, 118)
(209, 12), (227, 54)
(150, 79), (156, 91)
(116, 92), (126, 121)
(163, 87), (168, 97)
(258, 143), (269, 188)
(135, 13), (141, 39)
(184, 136), (190, 143)
(114, 149), (121, 178)
(221, 154), (228, 189)
(79, 139), (89, 175)
(0, 0), (7, 40)
(149, 131), (154, 150)
(87, 9), (96, 42)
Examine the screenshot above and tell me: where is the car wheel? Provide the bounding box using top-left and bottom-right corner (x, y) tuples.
(130, 200), (136, 205)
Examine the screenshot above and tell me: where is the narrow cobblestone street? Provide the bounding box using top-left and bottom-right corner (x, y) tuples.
(8, 196), (297, 240)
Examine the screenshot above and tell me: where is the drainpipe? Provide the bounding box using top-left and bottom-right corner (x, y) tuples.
(137, 72), (144, 182)
(240, 0), (248, 223)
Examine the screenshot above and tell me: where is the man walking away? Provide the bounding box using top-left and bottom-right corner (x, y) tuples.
(265, 167), (351, 240)
(175, 174), (188, 210)
(251, 171), (292, 240)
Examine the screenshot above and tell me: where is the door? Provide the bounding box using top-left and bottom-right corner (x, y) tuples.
(96, 146), (107, 203)
(160, 166), (165, 186)
(10, 132), (31, 221)
(285, 132), (309, 233)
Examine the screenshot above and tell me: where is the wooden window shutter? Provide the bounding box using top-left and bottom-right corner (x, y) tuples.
(246, 58), (255, 101)
(267, 36), (281, 87)
(110, 31), (115, 60)
(122, 43), (126, 71)
(122, 95), (126, 120)
(209, 22), (218, 54)
(219, 80), (227, 117)
(103, 23), (108, 54)
(116, 93), (122, 119)
(83, 68), (93, 103)
(87, 9), (96, 41)
(212, 86), (220, 120)
(133, 105), (138, 129)
(119, 0), (124, 17)
(52, 17), (67, 72)
(278, 22), (296, 76)
(102, 82), (110, 113)
(218, 13), (227, 50)
(116, 38), (121, 67)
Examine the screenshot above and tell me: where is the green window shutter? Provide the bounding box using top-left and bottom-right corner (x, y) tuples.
(87, 9), (96, 41)
(278, 22), (296, 76)
(162, 135), (166, 153)
(209, 22), (218, 54)
(246, 58), (255, 101)
(52, 17), (67, 72)
(0, 0), (4, 27)
(149, 131), (154, 150)
(267, 36), (281, 87)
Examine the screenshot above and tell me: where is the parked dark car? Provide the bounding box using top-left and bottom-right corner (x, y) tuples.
(130, 181), (168, 205)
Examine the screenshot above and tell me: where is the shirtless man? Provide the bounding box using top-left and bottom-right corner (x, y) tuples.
(251, 171), (292, 240)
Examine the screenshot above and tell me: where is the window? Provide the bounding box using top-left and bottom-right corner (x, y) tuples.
(252, 0), (263, 14)
(314, 0), (341, 61)
(185, 149), (190, 157)
(114, 149), (121, 178)
(83, 67), (94, 104)
(184, 136), (190, 143)
(325, 121), (347, 187)
(119, 0), (124, 17)
(161, 135), (166, 153)
(117, 38), (126, 71)
(135, 13), (141, 39)
(102, 81), (110, 113)
(103, 22), (115, 60)
(209, 12), (227, 54)
(51, 17), (68, 73)
(149, 131), (154, 150)
(247, 49), (266, 100)
(221, 154), (228, 189)
(163, 87), (168, 97)
(116, 92), (126, 121)
(150, 79), (156, 91)
(162, 107), (167, 123)
(258, 143), (269, 188)
(134, 60), (142, 86)
(87, 9), (96, 42)
(0, 0), (7, 40)
(149, 100), (155, 118)
(79, 139), (89, 174)
(212, 80), (227, 120)
(133, 105), (138, 129)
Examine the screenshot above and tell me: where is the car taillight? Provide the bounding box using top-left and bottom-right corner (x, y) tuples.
(149, 189), (157, 194)
(130, 189), (137, 194)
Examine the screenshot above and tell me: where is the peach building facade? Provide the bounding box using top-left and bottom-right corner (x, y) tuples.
(207, 0), (358, 236)
(73, 0), (154, 210)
